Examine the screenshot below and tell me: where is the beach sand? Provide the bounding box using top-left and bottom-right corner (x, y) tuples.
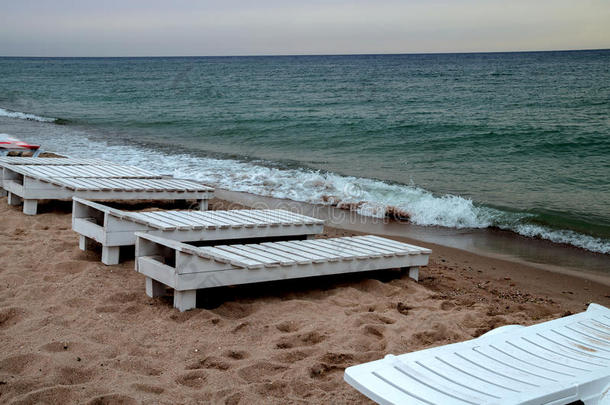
(0, 197), (608, 404)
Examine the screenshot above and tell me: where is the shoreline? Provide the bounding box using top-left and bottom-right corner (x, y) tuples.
(0, 195), (609, 403)
(214, 188), (610, 283)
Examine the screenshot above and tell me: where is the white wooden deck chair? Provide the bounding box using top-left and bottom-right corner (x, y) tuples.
(344, 303), (610, 405)
(135, 233), (431, 311)
(3, 175), (213, 215)
(72, 197), (325, 265)
(0, 157), (119, 196)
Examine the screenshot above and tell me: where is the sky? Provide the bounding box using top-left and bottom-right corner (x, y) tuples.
(1, 0), (609, 56)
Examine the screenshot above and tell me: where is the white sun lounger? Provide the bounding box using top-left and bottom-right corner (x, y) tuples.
(0, 157), (120, 196)
(135, 233), (431, 311)
(344, 303), (610, 405)
(72, 197), (325, 265)
(3, 175), (213, 215)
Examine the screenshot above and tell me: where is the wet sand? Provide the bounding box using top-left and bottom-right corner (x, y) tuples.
(0, 197), (608, 404)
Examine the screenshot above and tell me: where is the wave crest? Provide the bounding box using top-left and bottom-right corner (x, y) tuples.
(0, 107), (57, 123)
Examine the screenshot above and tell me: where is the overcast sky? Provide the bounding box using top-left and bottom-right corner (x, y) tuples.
(1, 0), (608, 56)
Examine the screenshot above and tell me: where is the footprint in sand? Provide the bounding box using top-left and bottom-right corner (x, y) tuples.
(86, 394), (138, 405)
(0, 307), (26, 328)
(175, 370), (208, 388)
(223, 350), (248, 360)
(275, 320), (301, 333)
(0, 353), (50, 374)
(271, 349), (311, 364)
(186, 355), (230, 371)
(275, 331), (326, 349)
(10, 386), (78, 405)
(131, 383), (164, 395)
(237, 361), (287, 383)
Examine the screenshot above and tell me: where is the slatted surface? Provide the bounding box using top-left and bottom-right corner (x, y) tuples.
(0, 157), (116, 166)
(116, 209), (324, 231)
(345, 304), (610, 405)
(52, 177), (213, 192)
(191, 235), (431, 269)
(6, 164), (158, 178)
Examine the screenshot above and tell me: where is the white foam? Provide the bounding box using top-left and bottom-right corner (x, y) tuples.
(512, 224), (610, 254)
(27, 129), (610, 255)
(0, 107), (56, 123)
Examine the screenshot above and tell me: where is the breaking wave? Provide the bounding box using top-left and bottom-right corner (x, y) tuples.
(0, 107), (58, 123)
(33, 132), (610, 255)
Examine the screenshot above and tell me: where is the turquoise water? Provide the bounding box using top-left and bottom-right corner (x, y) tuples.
(0, 51), (609, 253)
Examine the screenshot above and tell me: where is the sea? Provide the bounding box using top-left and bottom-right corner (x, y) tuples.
(1, 50), (609, 255)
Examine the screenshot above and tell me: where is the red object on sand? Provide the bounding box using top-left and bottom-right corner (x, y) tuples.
(0, 134), (40, 151)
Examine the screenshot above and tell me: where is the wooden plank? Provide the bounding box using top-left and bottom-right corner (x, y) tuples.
(246, 244), (312, 265)
(214, 245), (281, 267)
(279, 241), (340, 261)
(261, 242), (327, 263)
(226, 244), (297, 266)
(198, 246), (264, 269)
(304, 239), (368, 259)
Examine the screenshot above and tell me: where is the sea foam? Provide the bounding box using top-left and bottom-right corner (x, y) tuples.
(0, 107), (57, 123)
(22, 130), (610, 255)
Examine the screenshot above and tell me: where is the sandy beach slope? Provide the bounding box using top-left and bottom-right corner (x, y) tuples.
(0, 197), (608, 404)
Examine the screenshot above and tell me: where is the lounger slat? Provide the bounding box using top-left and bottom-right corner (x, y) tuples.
(128, 212), (178, 230)
(145, 211), (195, 229)
(214, 245), (282, 267)
(11, 164), (158, 178)
(322, 238), (389, 257)
(200, 246), (265, 268)
(523, 334), (609, 365)
(303, 239), (368, 259)
(472, 345), (571, 380)
(245, 244), (312, 265)
(261, 242), (327, 263)
(373, 363), (478, 404)
(279, 241), (341, 261)
(298, 240), (359, 260)
(227, 210), (281, 227)
(346, 237), (412, 255)
(549, 327), (610, 355)
(226, 245), (298, 266)
(361, 235), (432, 254)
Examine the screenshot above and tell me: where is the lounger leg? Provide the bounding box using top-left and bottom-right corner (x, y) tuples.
(197, 199), (208, 211)
(145, 277), (166, 298)
(22, 199), (38, 215)
(101, 246), (120, 265)
(407, 267), (419, 282)
(7, 192), (22, 206)
(79, 235), (91, 251)
(174, 290), (197, 312)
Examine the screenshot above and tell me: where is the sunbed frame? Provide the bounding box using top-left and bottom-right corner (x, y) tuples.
(72, 198), (325, 265)
(135, 232), (431, 311)
(344, 303), (610, 405)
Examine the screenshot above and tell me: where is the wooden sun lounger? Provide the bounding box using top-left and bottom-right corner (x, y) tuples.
(3, 175), (213, 215)
(0, 157), (120, 196)
(135, 233), (431, 311)
(344, 303), (610, 405)
(72, 197), (325, 265)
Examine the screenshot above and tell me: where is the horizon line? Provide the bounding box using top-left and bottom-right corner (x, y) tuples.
(1, 47), (609, 59)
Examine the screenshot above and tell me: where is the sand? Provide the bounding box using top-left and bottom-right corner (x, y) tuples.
(0, 197), (608, 404)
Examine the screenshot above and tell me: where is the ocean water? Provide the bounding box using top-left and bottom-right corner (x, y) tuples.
(0, 51), (609, 254)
